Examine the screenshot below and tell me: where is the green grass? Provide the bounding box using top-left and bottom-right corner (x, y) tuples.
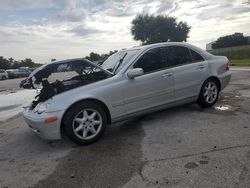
(229, 59), (250, 66)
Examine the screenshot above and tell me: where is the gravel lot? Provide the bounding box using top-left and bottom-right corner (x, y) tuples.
(0, 67), (250, 188)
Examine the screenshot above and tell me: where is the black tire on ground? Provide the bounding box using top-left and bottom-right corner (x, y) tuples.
(63, 101), (107, 145)
(2, 76), (6, 80)
(197, 78), (220, 108)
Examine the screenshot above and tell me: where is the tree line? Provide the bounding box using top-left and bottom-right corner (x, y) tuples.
(0, 56), (42, 70)
(0, 50), (118, 70)
(85, 50), (118, 62)
(212, 33), (250, 49)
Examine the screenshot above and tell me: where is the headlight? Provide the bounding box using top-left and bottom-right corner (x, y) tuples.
(33, 100), (50, 114)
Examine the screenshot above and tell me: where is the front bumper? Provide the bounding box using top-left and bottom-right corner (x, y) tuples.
(23, 109), (64, 140)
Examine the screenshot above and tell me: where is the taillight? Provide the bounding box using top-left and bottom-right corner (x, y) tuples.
(225, 62), (229, 71)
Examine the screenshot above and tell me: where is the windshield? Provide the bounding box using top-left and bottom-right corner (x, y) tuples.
(101, 50), (139, 74)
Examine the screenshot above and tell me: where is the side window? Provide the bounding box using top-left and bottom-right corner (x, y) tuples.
(166, 46), (193, 67)
(0, 70), (4, 73)
(190, 49), (204, 62)
(134, 47), (167, 73)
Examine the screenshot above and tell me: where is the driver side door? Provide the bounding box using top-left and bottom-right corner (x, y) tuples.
(122, 47), (175, 116)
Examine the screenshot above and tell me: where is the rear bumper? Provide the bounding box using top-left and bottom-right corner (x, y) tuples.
(218, 71), (231, 90)
(23, 109), (64, 140)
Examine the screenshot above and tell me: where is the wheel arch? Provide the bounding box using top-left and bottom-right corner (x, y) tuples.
(61, 98), (112, 131)
(206, 76), (221, 91)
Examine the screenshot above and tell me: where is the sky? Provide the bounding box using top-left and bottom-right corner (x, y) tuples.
(0, 0), (250, 63)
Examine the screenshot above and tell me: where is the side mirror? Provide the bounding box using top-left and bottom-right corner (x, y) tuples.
(127, 68), (144, 79)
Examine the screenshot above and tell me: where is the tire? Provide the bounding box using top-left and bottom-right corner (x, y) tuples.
(63, 101), (107, 145)
(197, 78), (220, 108)
(2, 76), (6, 80)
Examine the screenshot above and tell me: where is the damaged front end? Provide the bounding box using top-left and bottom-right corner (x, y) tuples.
(20, 58), (113, 110)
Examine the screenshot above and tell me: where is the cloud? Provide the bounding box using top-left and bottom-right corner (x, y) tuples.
(243, 0), (250, 4)
(157, 0), (179, 14)
(104, 4), (136, 17)
(0, 0), (76, 10)
(81, 0), (155, 17)
(68, 25), (101, 37)
(50, 8), (86, 23)
(196, 2), (250, 21)
(0, 0), (250, 63)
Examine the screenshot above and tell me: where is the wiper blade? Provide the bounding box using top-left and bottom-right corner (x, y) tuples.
(83, 59), (114, 76)
(113, 53), (127, 73)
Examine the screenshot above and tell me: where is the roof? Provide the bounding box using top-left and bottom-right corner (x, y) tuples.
(125, 42), (215, 60)
(126, 42), (194, 51)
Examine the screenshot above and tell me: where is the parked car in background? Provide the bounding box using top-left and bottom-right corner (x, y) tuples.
(29, 68), (36, 72)
(0, 69), (8, 80)
(21, 42), (231, 145)
(6, 69), (31, 79)
(6, 69), (18, 79)
(17, 69), (31, 77)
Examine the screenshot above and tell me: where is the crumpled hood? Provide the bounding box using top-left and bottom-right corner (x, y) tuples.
(20, 58), (113, 89)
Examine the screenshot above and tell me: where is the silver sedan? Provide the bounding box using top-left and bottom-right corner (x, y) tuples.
(22, 42), (231, 145)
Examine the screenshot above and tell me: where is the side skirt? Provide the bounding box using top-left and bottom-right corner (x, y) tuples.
(112, 96), (197, 123)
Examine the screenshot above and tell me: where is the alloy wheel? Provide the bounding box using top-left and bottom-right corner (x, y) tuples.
(203, 81), (218, 104)
(72, 108), (103, 140)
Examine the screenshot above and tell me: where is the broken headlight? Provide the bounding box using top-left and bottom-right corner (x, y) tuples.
(33, 100), (50, 114)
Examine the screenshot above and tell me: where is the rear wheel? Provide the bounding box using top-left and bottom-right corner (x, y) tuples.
(197, 78), (219, 108)
(63, 101), (107, 145)
(2, 76), (6, 80)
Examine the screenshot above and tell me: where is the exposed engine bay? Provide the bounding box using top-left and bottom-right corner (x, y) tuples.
(20, 59), (113, 109)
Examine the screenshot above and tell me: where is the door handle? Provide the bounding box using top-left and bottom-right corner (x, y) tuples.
(197, 65), (205, 69)
(162, 72), (173, 78)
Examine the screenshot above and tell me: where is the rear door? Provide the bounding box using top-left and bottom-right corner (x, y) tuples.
(166, 46), (208, 101)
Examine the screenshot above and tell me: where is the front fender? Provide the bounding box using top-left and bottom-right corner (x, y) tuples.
(46, 92), (107, 113)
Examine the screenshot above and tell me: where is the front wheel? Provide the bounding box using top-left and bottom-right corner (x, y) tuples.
(63, 101), (107, 145)
(197, 78), (220, 108)
(2, 76), (6, 80)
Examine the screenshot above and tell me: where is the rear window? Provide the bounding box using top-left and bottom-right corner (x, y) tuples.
(166, 46), (193, 67)
(190, 49), (204, 62)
